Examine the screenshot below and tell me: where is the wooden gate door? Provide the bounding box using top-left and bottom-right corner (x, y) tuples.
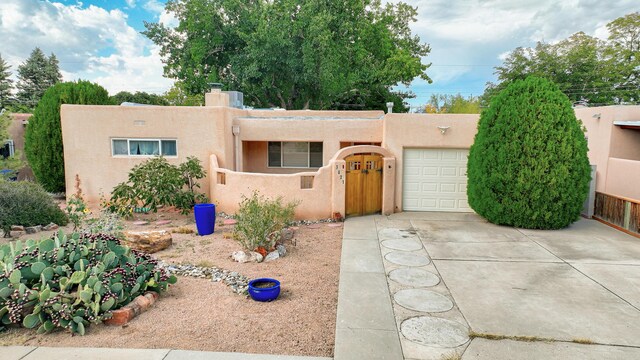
(345, 154), (383, 217)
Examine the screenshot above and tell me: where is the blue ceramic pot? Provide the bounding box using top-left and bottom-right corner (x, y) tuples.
(248, 278), (281, 302)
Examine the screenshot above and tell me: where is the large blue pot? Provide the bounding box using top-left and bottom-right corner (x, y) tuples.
(248, 278), (281, 302)
(194, 203), (216, 236)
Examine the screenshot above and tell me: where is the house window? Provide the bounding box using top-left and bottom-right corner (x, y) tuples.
(112, 139), (177, 157)
(1, 140), (14, 159)
(268, 141), (323, 168)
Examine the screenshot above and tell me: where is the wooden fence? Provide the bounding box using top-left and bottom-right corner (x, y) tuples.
(594, 192), (640, 237)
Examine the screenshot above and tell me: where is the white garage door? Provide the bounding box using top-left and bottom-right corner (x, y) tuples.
(403, 148), (472, 212)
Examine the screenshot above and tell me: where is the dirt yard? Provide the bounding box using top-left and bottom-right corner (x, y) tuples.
(0, 210), (343, 357)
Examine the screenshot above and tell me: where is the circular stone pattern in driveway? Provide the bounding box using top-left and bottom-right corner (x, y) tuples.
(385, 251), (430, 267)
(381, 239), (422, 251)
(389, 268), (440, 287)
(401, 316), (469, 348)
(378, 228), (419, 240)
(394, 289), (453, 313)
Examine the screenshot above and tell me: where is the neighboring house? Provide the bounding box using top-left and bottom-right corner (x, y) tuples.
(60, 90), (640, 219)
(577, 107), (640, 201)
(4, 113), (34, 181)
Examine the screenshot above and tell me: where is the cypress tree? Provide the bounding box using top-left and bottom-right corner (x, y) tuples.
(0, 53), (12, 109)
(467, 76), (591, 229)
(24, 80), (111, 192)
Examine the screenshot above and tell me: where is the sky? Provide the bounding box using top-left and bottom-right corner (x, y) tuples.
(0, 0), (637, 109)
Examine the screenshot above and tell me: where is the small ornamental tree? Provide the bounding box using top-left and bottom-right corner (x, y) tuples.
(467, 76), (591, 229)
(24, 81), (111, 192)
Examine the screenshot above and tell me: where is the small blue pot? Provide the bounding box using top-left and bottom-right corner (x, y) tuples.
(248, 278), (281, 302)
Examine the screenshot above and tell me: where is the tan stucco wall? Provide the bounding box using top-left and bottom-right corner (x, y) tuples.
(382, 113), (480, 212)
(61, 105), (231, 206)
(606, 158), (640, 200)
(577, 105), (640, 199)
(210, 155), (333, 219)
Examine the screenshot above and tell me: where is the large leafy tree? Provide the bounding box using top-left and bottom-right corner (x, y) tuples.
(484, 12), (640, 106)
(111, 91), (169, 105)
(25, 81), (111, 192)
(0, 54), (12, 110)
(162, 81), (204, 106)
(144, 0), (431, 111)
(419, 93), (481, 114)
(468, 77), (591, 229)
(16, 48), (63, 110)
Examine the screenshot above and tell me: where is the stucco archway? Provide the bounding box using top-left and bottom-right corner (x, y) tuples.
(329, 145), (396, 218)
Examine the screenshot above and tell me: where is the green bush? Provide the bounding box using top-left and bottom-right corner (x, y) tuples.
(24, 80), (111, 193)
(0, 180), (68, 237)
(107, 156), (208, 217)
(0, 232), (177, 334)
(233, 191), (298, 251)
(467, 76), (591, 229)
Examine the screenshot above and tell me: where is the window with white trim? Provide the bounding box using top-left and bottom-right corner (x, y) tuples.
(268, 141), (323, 168)
(112, 139), (177, 156)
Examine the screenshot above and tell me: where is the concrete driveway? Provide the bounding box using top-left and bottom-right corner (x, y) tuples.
(335, 212), (640, 359)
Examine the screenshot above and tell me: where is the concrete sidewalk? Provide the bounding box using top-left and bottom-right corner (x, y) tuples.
(1, 346), (332, 360)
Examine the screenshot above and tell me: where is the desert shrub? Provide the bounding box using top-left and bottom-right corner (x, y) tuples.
(24, 80), (111, 192)
(0, 180), (68, 237)
(467, 76), (591, 229)
(65, 175), (89, 231)
(0, 232), (177, 334)
(83, 211), (125, 239)
(107, 156), (208, 217)
(233, 191), (298, 251)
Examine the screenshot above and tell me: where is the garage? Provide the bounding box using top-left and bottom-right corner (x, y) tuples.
(402, 148), (472, 212)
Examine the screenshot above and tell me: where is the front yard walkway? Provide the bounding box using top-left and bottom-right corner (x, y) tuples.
(335, 212), (640, 359)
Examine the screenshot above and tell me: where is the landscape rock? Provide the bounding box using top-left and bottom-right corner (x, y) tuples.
(159, 261), (249, 295)
(281, 228), (294, 241)
(43, 223), (59, 231)
(25, 226), (39, 234)
(276, 244), (287, 257)
(11, 225), (24, 231)
(231, 250), (263, 263)
(123, 230), (172, 253)
(265, 250), (280, 262)
(35, 225), (43, 232)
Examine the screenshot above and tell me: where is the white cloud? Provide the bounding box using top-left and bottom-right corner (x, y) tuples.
(144, 0), (165, 15)
(0, 0), (172, 94)
(159, 9), (178, 28)
(392, 0), (638, 103)
(125, 0), (136, 7)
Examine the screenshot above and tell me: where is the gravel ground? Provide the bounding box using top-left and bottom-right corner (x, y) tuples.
(0, 212), (343, 357)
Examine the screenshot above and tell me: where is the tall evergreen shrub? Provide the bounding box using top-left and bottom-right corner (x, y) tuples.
(24, 80), (111, 192)
(467, 76), (591, 229)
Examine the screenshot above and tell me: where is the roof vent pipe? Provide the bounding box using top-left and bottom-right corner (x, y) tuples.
(386, 102), (394, 114)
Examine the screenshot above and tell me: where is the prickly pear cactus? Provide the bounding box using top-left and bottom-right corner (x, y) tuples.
(0, 231), (177, 335)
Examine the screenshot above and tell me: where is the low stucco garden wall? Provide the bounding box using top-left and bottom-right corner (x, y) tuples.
(209, 155), (333, 219)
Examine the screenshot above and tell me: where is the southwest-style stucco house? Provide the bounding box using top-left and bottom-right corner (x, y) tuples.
(60, 89), (640, 222)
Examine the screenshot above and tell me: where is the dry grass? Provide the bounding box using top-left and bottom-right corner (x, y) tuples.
(440, 351), (462, 360)
(171, 226), (194, 234)
(196, 260), (215, 268)
(572, 338), (594, 344)
(469, 331), (553, 343)
(470, 331), (598, 346)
